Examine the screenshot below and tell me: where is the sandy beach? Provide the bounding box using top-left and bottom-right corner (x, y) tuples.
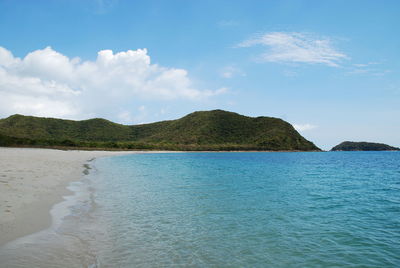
(0, 147), (135, 247)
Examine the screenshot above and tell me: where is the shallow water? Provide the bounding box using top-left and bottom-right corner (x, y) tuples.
(1, 152), (399, 267)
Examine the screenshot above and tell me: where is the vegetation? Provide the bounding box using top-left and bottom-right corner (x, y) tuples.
(0, 110), (320, 151)
(331, 141), (400, 151)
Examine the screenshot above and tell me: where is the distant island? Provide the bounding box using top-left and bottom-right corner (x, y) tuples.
(331, 141), (400, 151)
(0, 110), (320, 151)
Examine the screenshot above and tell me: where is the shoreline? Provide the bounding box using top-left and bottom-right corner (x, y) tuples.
(1, 145), (324, 152)
(0, 147), (137, 247)
(0, 148), (329, 247)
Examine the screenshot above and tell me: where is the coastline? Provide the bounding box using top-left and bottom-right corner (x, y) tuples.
(0, 148), (323, 247)
(0, 147), (136, 247)
(1, 145), (324, 153)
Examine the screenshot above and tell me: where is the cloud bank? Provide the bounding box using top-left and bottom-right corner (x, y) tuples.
(0, 46), (225, 121)
(238, 32), (348, 67)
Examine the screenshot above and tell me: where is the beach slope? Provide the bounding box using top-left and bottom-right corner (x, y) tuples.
(0, 147), (131, 246)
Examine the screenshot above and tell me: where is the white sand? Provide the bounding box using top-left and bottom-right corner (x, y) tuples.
(0, 147), (135, 246)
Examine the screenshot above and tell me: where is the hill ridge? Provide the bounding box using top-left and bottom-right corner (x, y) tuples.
(0, 110), (320, 151)
(331, 141), (399, 151)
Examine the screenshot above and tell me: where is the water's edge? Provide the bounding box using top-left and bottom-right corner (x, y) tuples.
(0, 158), (105, 268)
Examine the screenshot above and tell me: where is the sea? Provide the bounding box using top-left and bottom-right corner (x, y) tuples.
(0, 152), (399, 267)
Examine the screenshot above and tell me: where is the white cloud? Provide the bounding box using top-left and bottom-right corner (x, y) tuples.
(293, 123), (317, 132)
(220, 65), (245, 78)
(353, 63), (369, 68)
(117, 105), (148, 125)
(238, 32), (348, 67)
(353, 62), (379, 68)
(0, 46), (226, 120)
(348, 62), (389, 76)
(117, 111), (135, 124)
(0, 47), (19, 67)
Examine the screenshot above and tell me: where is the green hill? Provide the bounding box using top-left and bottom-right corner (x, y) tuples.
(0, 110), (320, 151)
(331, 141), (400, 151)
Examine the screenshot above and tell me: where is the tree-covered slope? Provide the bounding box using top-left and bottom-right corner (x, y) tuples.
(331, 141), (399, 151)
(0, 110), (320, 151)
(0, 115), (132, 141)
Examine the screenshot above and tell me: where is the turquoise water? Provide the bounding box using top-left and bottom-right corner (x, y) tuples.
(1, 152), (400, 267)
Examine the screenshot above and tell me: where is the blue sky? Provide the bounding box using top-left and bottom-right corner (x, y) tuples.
(0, 0), (399, 149)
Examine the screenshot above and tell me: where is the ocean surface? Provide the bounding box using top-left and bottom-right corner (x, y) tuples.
(1, 152), (399, 267)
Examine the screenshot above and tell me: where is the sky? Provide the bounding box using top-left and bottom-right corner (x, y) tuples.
(0, 0), (399, 150)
